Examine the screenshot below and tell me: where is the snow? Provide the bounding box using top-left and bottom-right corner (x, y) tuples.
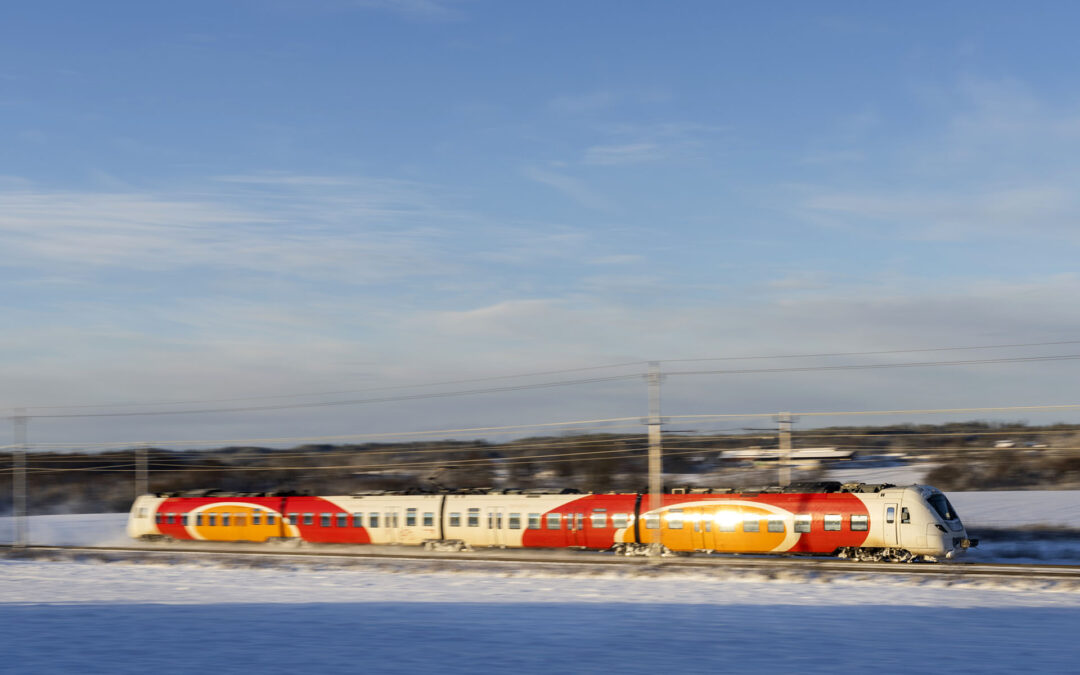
(2, 556), (1079, 674)
(4, 500), (1080, 673)
(948, 490), (1080, 529)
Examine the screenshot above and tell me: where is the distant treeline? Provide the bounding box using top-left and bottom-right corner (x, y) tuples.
(2, 420), (1079, 513)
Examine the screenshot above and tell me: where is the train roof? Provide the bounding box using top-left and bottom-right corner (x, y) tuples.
(151, 481), (905, 499)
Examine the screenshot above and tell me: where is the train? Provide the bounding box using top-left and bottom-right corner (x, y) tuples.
(127, 481), (977, 562)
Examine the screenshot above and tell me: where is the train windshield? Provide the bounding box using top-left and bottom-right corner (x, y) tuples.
(927, 493), (959, 522)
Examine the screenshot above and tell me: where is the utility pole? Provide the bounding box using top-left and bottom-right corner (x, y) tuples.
(778, 412), (792, 487)
(135, 446), (149, 497)
(646, 361), (663, 535)
(12, 409), (27, 547)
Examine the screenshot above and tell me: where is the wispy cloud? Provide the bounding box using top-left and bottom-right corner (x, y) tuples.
(521, 166), (612, 211)
(791, 77), (1080, 242)
(582, 121), (726, 166)
(583, 143), (665, 166)
(548, 91), (616, 115)
(802, 184), (1080, 241)
(0, 175), (472, 284)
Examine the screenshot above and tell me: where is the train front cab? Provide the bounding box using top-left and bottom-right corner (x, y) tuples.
(890, 486), (977, 561)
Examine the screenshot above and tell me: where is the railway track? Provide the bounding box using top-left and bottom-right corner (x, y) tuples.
(3, 543), (1078, 582)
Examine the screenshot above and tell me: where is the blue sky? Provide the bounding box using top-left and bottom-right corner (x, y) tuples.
(4, 1), (1080, 445)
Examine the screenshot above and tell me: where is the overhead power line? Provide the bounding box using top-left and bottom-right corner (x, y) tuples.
(15, 338), (1080, 415)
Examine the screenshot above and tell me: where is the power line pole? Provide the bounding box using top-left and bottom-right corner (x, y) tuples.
(647, 361), (663, 529)
(135, 445), (149, 497)
(12, 409), (28, 547)
(778, 412), (792, 487)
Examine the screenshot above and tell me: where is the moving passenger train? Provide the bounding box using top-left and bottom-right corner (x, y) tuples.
(127, 481), (977, 562)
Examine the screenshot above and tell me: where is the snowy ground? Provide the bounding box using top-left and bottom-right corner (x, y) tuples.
(4, 554), (1080, 674)
(3, 499), (1080, 673)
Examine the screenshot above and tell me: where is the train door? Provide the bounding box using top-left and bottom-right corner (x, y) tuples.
(690, 506), (714, 551)
(485, 507), (505, 547)
(883, 502), (898, 547)
(566, 512), (586, 547)
(385, 507), (402, 544)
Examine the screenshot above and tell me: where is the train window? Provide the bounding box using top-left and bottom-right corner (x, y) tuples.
(137, 508), (147, 518)
(267, 513), (276, 525)
(222, 514), (231, 527)
(591, 512), (607, 528)
(666, 509), (683, 529)
(824, 514), (841, 531)
(901, 508), (910, 524)
(423, 512), (435, 527)
(743, 518), (760, 533)
(155, 513), (163, 524)
(406, 508), (417, 527)
(386, 512), (398, 528)
(497, 513), (505, 529)
(320, 513), (331, 527)
(468, 509), (480, 527)
(546, 513), (561, 530)
(252, 511), (262, 526)
(851, 515), (868, 531)
(886, 507), (895, 524)
(449, 512), (461, 527)
(575, 514), (583, 530)
(508, 513), (521, 529)
(195, 513), (204, 526)
(166, 513), (175, 524)
(487, 512), (494, 529)
(794, 514), (811, 533)
(303, 513), (314, 526)
(644, 513), (660, 529)
(369, 513), (379, 528)
(612, 513), (629, 529)
(767, 518), (784, 533)
(182, 513), (190, 526)
(353, 513), (364, 527)
(527, 513), (541, 529)
(337, 513), (348, 528)
(287, 513), (298, 526)
(207, 514), (217, 526)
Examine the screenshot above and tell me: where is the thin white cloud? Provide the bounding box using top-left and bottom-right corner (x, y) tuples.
(0, 178), (465, 283)
(802, 184), (1080, 242)
(548, 91), (616, 115)
(521, 166), (612, 211)
(583, 143), (665, 166)
(791, 77), (1080, 242)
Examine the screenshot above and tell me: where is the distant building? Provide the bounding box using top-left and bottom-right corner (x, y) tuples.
(719, 447), (855, 462)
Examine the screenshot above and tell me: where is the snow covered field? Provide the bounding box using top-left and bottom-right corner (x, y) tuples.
(2, 555), (1079, 674)
(2, 496), (1080, 673)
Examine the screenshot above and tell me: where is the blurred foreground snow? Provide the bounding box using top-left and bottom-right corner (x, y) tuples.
(2, 555), (1080, 674)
